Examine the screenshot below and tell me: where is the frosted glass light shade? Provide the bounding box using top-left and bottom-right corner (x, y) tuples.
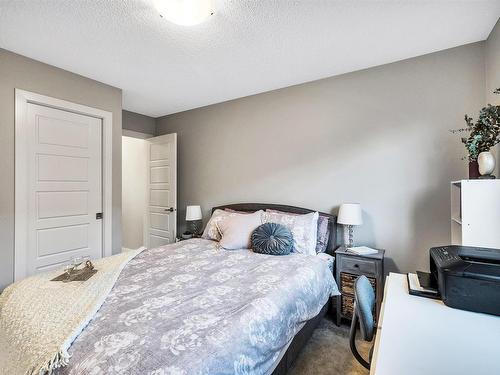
(186, 205), (202, 221)
(154, 0), (214, 26)
(338, 203), (363, 226)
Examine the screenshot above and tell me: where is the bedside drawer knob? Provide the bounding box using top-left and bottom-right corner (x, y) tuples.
(354, 264), (359, 268)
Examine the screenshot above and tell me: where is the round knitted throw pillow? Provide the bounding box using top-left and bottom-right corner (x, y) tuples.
(251, 223), (293, 255)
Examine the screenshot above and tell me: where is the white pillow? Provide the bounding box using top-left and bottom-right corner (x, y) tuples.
(202, 209), (234, 241)
(263, 211), (319, 256)
(216, 211), (264, 250)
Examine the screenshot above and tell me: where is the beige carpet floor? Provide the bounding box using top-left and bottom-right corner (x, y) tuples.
(288, 318), (371, 375)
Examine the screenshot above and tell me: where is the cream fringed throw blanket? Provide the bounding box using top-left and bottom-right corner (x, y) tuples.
(0, 248), (145, 375)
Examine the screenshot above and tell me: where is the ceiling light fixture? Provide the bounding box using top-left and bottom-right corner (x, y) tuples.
(154, 0), (215, 26)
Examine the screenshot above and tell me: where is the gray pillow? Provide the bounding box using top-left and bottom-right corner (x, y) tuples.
(251, 223), (293, 255)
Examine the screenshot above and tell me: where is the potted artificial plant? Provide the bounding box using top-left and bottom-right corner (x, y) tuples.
(451, 89), (500, 179)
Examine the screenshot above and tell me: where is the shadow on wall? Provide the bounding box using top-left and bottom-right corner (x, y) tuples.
(335, 207), (399, 274)
(334, 209), (375, 248)
(363, 213), (399, 275)
(409, 160), (454, 273)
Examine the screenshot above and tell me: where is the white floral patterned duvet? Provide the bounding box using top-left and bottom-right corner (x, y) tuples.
(55, 239), (339, 375)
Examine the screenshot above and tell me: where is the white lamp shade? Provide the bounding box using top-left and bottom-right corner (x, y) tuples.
(337, 203), (363, 226)
(154, 0), (214, 26)
(186, 205), (202, 221)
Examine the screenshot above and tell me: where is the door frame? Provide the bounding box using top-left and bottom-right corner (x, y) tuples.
(14, 89), (113, 281)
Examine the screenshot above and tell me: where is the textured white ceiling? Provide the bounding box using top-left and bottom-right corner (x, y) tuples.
(1, 1), (499, 117)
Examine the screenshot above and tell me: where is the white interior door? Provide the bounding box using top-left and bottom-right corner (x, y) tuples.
(25, 103), (103, 274)
(145, 133), (177, 248)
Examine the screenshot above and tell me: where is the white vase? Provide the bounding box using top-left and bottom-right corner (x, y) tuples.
(478, 151), (496, 176)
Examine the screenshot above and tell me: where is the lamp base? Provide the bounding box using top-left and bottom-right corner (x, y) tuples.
(187, 220), (202, 236)
(343, 225), (355, 248)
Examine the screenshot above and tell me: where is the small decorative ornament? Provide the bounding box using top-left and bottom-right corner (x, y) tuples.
(478, 151), (496, 179)
(51, 260), (97, 282)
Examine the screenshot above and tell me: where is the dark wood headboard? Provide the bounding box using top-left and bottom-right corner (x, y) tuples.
(211, 203), (337, 255)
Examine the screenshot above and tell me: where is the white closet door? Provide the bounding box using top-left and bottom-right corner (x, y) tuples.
(145, 133), (177, 248)
(26, 103), (103, 274)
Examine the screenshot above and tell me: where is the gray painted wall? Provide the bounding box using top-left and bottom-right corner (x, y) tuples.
(486, 19), (500, 104)
(0, 48), (123, 290)
(157, 42), (486, 274)
(486, 19), (500, 168)
(123, 110), (156, 136)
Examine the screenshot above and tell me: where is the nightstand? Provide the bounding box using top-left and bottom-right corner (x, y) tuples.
(335, 246), (385, 325)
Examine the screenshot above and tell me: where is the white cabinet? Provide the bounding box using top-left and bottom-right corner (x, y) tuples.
(450, 180), (500, 249)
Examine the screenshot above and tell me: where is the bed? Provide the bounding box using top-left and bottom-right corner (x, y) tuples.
(1, 203), (339, 375)
(209, 203), (339, 375)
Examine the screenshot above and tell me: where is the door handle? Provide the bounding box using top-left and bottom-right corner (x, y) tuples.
(165, 207), (176, 212)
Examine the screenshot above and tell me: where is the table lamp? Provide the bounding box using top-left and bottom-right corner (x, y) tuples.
(338, 203), (362, 248)
(186, 205), (202, 236)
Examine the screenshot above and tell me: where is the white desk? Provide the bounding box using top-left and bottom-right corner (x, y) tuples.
(371, 273), (500, 375)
